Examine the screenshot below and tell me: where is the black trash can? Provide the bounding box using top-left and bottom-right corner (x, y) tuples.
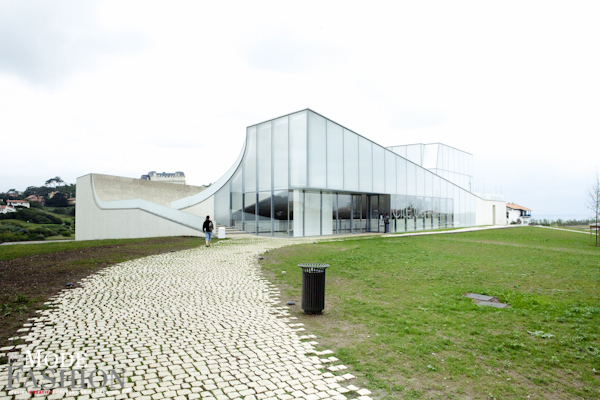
(298, 263), (330, 315)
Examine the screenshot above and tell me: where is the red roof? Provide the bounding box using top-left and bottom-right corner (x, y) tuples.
(7, 199), (29, 203)
(507, 203), (531, 211)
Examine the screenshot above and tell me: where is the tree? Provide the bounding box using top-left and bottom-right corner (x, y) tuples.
(586, 168), (600, 246)
(45, 177), (64, 188)
(46, 192), (69, 207)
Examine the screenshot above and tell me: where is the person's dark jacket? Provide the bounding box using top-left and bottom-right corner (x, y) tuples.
(203, 220), (213, 232)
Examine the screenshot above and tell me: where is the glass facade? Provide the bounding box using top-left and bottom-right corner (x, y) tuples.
(388, 143), (473, 192)
(213, 109), (478, 237)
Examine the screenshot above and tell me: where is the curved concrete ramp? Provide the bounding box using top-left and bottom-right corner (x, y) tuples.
(76, 174), (207, 240)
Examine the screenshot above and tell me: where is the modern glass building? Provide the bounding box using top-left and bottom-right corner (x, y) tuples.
(76, 109), (505, 240)
(207, 109), (480, 237)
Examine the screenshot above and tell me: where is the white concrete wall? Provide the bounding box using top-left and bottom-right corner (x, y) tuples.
(475, 198), (506, 226)
(181, 197), (215, 221)
(76, 174), (204, 240)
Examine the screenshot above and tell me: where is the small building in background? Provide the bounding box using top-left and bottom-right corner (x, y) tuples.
(506, 203), (531, 225)
(0, 205), (16, 214)
(7, 199), (30, 208)
(67, 198), (76, 205)
(26, 194), (46, 205)
(140, 171), (186, 185)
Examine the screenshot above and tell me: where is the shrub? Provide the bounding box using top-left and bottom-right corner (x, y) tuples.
(0, 223), (22, 233)
(0, 209), (62, 224)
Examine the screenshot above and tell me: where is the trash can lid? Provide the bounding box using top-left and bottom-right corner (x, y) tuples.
(298, 263), (330, 270)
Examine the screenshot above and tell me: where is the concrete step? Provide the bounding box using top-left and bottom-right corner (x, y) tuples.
(215, 225), (246, 235)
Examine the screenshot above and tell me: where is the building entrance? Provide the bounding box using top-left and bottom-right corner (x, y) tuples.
(366, 194), (390, 233)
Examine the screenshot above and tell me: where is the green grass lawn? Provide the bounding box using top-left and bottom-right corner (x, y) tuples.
(0, 236), (223, 260)
(261, 227), (600, 399)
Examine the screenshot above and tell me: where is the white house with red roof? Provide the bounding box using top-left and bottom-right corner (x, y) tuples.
(506, 203), (531, 225)
(7, 199), (30, 208)
(0, 205), (17, 214)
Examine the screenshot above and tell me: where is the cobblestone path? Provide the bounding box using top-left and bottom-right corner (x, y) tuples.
(0, 239), (372, 400)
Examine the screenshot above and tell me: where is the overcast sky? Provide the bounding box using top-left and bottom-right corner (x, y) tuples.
(1, 1), (599, 219)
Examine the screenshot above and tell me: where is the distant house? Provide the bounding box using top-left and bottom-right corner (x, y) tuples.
(506, 203), (531, 225)
(0, 205), (16, 214)
(48, 191), (59, 199)
(67, 198), (76, 205)
(26, 195), (46, 205)
(140, 171), (186, 185)
(7, 199), (30, 208)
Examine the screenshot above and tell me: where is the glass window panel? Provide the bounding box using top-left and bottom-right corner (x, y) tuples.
(471, 194), (475, 227)
(337, 194), (352, 233)
(361, 194), (368, 232)
(425, 171), (433, 197)
(416, 167), (425, 196)
(230, 169), (243, 230)
(385, 150), (396, 194)
(397, 157), (407, 195)
(308, 111), (327, 188)
(257, 192), (272, 235)
(424, 197), (432, 229)
(214, 184), (229, 227)
(443, 145), (449, 172)
(432, 197), (440, 229)
(469, 154), (473, 177)
(359, 137), (373, 192)
(322, 192), (333, 236)
(391, 194), (406, 233)
(415, 197), (425, 231)
(304, 191), (321, 236)
(453, 149), (459, 174)
(332, 194), (338, 234)
(453, 185), (460, 227)
(460, 189), (467, 227)
(440, 178), (447, 201)
(257, 122), (272, 191)
(326, 121), (344, 190)
(273, 117), (289, 190)
(433, 175), (441, 198)
(273, 190), (288, 236)
(343, 130), (359, 191)
(406, 195), (416, 231)
(243, 192), (256, 233)
(406, 144), (422, 166)
(352, 194), (363, 232)
(292, 189), (303, 237)
(290, 111), (307, 187)
(423, 144), (438, 169)
(244, 126), (257, 192)
(372, 145), (384, 193)
(407, 162), (416, 195)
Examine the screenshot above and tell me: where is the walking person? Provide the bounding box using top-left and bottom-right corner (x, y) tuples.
(203, 215), (214, 247)
(383, 213), (390, 233)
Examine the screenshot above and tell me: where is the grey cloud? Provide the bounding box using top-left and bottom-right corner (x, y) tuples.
(0, 0), (146, 85)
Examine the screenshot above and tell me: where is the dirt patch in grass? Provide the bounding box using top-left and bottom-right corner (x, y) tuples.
(0, 236), (204, 360)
